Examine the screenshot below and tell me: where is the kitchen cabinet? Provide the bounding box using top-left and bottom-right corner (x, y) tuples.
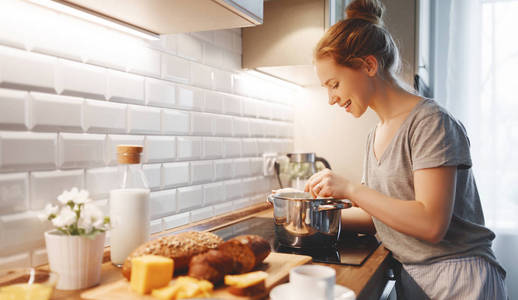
(58, 0), (263, 34)
(242, 0), (418, 87)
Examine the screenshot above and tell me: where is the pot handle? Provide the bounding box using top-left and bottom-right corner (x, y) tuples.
(317, 202), (345, 212)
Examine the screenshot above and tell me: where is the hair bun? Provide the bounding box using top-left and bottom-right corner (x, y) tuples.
(346, 0), (384, 25)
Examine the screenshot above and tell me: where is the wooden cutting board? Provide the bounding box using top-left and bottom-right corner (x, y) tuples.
(81, 252), (312, 300)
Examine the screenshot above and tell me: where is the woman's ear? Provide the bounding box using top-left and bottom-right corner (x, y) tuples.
(362, 55), (379, 77)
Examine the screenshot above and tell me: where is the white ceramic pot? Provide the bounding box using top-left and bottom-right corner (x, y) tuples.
(44, 230), (105, 290)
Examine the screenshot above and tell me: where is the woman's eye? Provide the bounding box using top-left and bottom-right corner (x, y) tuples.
(332, 83), (339, 89)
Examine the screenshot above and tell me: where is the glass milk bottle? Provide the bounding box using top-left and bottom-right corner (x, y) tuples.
(109, 145), (150, 266)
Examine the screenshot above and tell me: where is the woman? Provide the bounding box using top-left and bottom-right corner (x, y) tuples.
(305, 0), (508, 299)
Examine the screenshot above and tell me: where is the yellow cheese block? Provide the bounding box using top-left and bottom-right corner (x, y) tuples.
(151, 276), (213, 300)
(130, 255), (174, 295)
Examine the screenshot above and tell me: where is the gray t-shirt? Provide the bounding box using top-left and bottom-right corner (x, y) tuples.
(362, 98), (504, 273)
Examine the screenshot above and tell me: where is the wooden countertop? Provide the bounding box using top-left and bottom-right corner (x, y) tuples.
(47, 203), (391, 300)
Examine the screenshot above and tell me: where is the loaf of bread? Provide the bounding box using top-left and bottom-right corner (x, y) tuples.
(187, 249), (234, 284)
(218, 235), (271, 273)
(121, 231), (223, 280)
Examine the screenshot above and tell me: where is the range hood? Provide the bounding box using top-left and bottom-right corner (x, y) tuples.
(242, 0), (346, 87)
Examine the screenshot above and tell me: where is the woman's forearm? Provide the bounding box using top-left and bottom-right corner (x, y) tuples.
(348, 184), (448, 243)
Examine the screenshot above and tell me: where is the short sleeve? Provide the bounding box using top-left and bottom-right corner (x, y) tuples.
(410, 112), (472, 171)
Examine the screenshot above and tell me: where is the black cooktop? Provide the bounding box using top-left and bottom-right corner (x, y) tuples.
(211, 217), (380, 266)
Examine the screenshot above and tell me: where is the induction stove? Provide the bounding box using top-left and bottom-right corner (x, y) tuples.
(211, 217), (380, 266)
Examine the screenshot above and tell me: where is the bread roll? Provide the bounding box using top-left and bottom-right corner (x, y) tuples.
(218, 240), (256, 274)
(228, 235), (271, 268)
(121, 231), (223, 280)
(187, 249), (234, 284)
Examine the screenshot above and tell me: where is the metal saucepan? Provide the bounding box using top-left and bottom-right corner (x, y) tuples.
(267, 191), (352, 248)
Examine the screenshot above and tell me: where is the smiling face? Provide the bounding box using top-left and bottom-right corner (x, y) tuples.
(315, 56), (376, 118)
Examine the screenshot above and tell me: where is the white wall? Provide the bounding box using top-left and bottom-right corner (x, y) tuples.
(0, 0), (295, 268)
(293, 86), (378, 184)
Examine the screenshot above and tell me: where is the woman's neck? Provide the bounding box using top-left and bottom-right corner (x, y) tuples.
(369, 76), (421, 124)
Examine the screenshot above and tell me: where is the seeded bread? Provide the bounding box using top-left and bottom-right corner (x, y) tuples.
(228, 235), (271, 268)
(121, 231), (223, 280)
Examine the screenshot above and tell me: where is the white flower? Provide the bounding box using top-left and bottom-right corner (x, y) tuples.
(78, 217), (93, 234)
(51, 206), (77, 228)
(57, 187), (79, 205)
(38, 203), (59, 221)
(74, 189), (90, 205)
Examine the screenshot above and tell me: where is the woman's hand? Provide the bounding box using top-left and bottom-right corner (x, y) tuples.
(304, 169), (352, 199)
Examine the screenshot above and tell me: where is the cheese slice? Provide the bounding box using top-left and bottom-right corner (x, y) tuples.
(151, 276), (213, 300)
(130, 255), (174, 294)
(224, 271), (268, 288)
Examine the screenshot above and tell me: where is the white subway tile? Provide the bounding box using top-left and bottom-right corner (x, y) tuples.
(250, 194), (266, 205)
(204, 91), (224, 114)
(107, 70), (145, 104)
(223, 95), (242, 116)
(0, 173), (28, 215)
(250, 158), (263, 176)
(0, 1), (33, 49)
(30, 92), (83, 132)
(253, 176), (267, 194)
(162, 162), (189, 188)
(177, 34), (203, 62)
(190, 206), (213, 223)
(191, 161), (213, 184)
(127, 105), (161, 134)
(249, 119), (264, 137)
(214, 30), (233, 50)
(146, 78), (175, 108)
(203, 182), (225, 205)
(258, 139), (273, 154)
(85, 167), (118, 200)
(176, 85), (204, 111)
(242, 139), (258, 157)
(191, 112), (214, 136)
(192, 31), (214, 44)
(127, 46), (161, 78)
(84, 99), (126, 133)
(161, 34), (177, 54)
(214, 201), (233, 216)
(161, 109), (190, 135)
(213, 70), (232, 93)
(0, 46), (56, 93)
(0, 211), (50, 255)
(177, 137), (202, 161)
(213, 115), (233, 137)
(203, 137), (223, 159)
(203, 42), (222, 67)
(163, 212), (189, 230)
(232, 117), (249, 137)
(144, 136), (176, 163)
(177, 185), (203, 212)
(150, 219), (162, 234)
(31, 248), (48, 267)
(161, 53), (190, 84)
(31, 169), (84, 209)
(0, 132), (56, 172)
(232, 74), (250, 97)
(55, 59), (107, 99)
(233, 158), (251, 178)
(214, 159), (234, 181)
(233, 198), (250, 210)
(221, 51), (241, 71)
(0, 89), (29, 131)
(150, 189), (176, 219)
(242, 178), (255, 196)
(223, 138), (241, 158)
(225, 179), (242, 200)
(142, 164), (162, 191)
(190, 63), (213, 89)
(0, 253), (31, 269)
(256, 100), (272, 120)
(59, 133), (105, 169)
(243, 98), (258, 118)
(106, 135), (144, 165)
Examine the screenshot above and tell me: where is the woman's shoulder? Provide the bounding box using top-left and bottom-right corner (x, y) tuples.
(412, 98), (462, 128)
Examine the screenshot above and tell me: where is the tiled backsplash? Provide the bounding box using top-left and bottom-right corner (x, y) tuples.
(0, 0), (295, 269)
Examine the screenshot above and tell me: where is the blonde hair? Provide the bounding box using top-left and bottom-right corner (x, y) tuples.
(314, 0), (400, 77)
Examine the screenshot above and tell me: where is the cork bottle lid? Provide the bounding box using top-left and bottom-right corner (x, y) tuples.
(116, 145), (143, 164)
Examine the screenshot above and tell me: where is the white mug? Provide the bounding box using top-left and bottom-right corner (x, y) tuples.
(289, 265), (336, 300)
